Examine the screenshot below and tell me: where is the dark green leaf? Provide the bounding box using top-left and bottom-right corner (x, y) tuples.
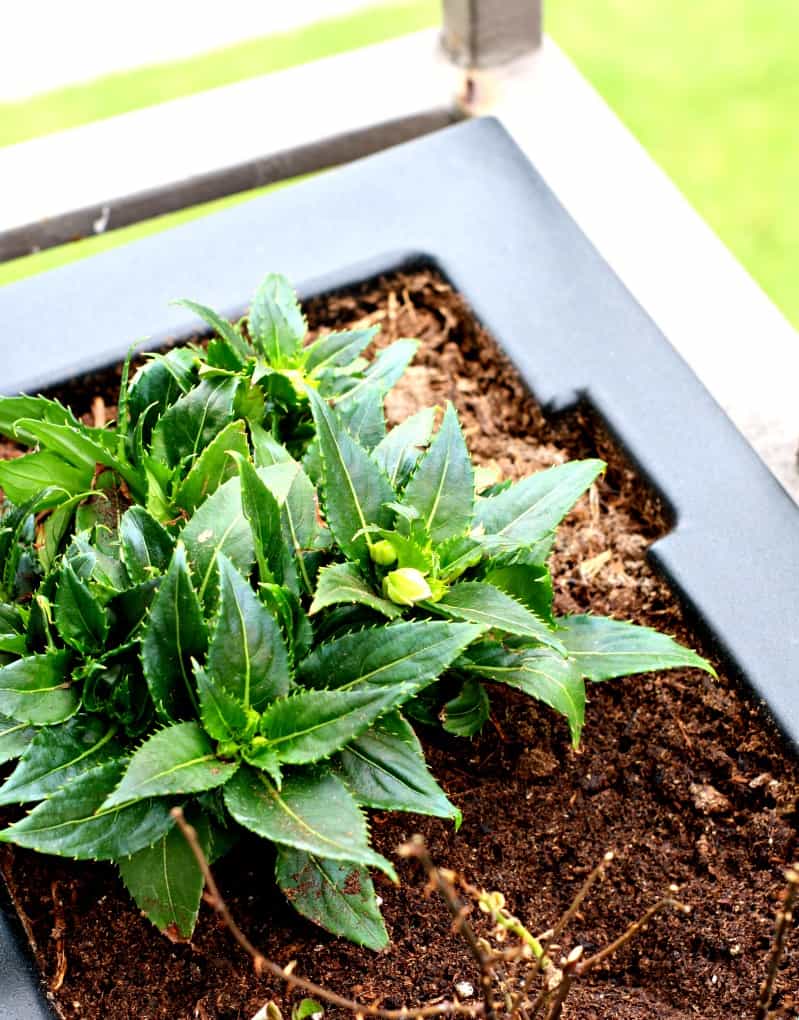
(119, 506), (175, 584)
(460, 641), (585, 745)
(442, 677), (490, 737)
(484, 563), (554, 625)
(173, 298), (250, 358)
(296, 620), (484, 694)
(0, 759), (174, 860)
(103, 722), (238, 809)
(119, 810), (212, 938)
(310, 562), (401, 620)
(207, 555), (290, 711)
(308, 388), (394, 569)
(174, 420), (250, 513)
(339, 711), (460, 824)
(141, 544), (207, 720)
(403, 403), (473, 544)
(235, 455), (285, 585)
(429, 581), (564, 652)
(250, 423), (292, 467)
(249, 273), (306, 367)
(258, 685), (415, 764)
(305, 327), (377, 375)
(337, 387), (386, 452)
(223, 766), (395, 877)
(0, 716), (121, 805)
(372, 407), (435, 489)
(335, 340), (417, 406)
(0, 650), (77, 725)
(275, 847), (388, 950)
(54, 560), (109, 653)
(557, 614), (716, 682)
(127, 349), (197, 433)
(259, 461), (319, 594)
(182, 476), (254, 607)
(0, 451), (92, 506)
(152, 376), (238, 468)
(0, 713), (36, 764)
(0, 395), (80, 439)
(437, 535), (483, 583)
(195, 664), (252, 743)
(476, 460), (604, 550)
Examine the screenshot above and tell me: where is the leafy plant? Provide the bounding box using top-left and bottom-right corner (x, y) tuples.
(0, 273), (714, 950)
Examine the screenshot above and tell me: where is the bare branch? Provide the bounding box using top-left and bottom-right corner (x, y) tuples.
(755, 865), (799, 1020)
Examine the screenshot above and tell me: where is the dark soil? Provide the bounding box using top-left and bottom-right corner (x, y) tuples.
(1, 270), (797, 1020)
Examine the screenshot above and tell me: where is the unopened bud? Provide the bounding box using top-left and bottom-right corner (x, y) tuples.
(383, 568), (432, 606)
(370, 540), (397, 566)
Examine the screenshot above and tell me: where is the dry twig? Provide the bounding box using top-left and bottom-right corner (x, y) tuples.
(755, 865), (799, 1020)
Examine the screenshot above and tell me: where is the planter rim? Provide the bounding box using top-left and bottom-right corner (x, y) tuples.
(1, 117), (797, 1017)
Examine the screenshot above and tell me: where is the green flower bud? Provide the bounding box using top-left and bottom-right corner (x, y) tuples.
(382, 567), (433, 606)
(370, 539), (398, 566)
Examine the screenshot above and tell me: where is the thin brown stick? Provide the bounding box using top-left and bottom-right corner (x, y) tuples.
(171, 810), (480, 1020)
(400, 836), (498, 1020)
(543, 948), (583, 1020)
(755, 865), (799, 1020)
(576, 894), (689, 977)
(49, 880), (68, 992)
(548, 852), (614, 951)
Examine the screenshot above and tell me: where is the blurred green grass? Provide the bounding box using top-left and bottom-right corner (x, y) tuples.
(548, 0), (799, 326)
(2, 0), (796, 329)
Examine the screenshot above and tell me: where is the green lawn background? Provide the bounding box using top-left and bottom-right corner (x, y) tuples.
(2, 0), (795, 328)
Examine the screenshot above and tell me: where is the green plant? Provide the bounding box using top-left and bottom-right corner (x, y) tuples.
(0, 273), (714, 950)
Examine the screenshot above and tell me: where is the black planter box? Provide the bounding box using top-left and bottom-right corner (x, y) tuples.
(1, 118), (797, 1018)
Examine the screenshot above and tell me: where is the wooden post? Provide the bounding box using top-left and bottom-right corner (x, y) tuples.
(442, 0), (543, 68)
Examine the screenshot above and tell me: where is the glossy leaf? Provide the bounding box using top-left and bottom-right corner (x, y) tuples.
(308, 388), (394, 568)
(152, 377), (238, 468)
(305, 327), (377, 375)
(0, 716), (120, 805)
(195, 664), (251, 743)
(249, 273), (306, 367)
(310, 561), (401, 620)
(335, 339), (417, 406)
(174, 420), (249, 513)
(0, 395), (80, 439)
(461, 641), (586, 745)
(0, 759), (174, 860)
(103, 722), (238, 809)
(182, 476), (254, 606)
(372, 407), (435, 489)
(430, 581), (564, 652)
(207, 555), (290, 711)
(0, 713), (36, 764)
(339, 711), (460, 824)
(224, 766), (396, 877)
(173, 298), (250, 358)
(258, 684), (415, 764)
(119, 506), (175, 584)
(54, 559), (109, 654)
(442, 677), (490, 737)
(476, 460), (604, 550)
(557, 614), (716, 682)
(296, 620), (484, 693)
(484, 563), (554, 625)
(403, 402), (473, 544)
(275, 847), (388, 950)
(235, 455), (285, 586)
(0, 650), (77, 725)
(337, 386), (386, 452)
(0, 451), (92, 506)
(258, 461), (318, 594)
(141, 544), (208, 720)
(119, 811), (212, 939)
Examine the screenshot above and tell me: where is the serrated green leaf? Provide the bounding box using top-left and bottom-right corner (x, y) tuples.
(0, 451), (92, 506)
(296, 620), (484, 694)
(335, 339), (417, 407)
(310, 562), (401, 620)
(484, 563), (554, 625)
(195, 664), (251, 743)
(250, 423), (293, 467)
(54, 559), (109, 654)
(103, 722), (238, 809)
(119, 506), (175, 584)
(339, 711), (460, 825)
(0, 395), (81, 439)
(372, 407), (435, 489)
(0, 716), (120, 805)
(119, 810), (212, 939)
(258, 685), (415, 765)
(429, 581), (564, 652)
(0, 713), (36, 764)
(258, 461), (318, 594)
(39, 492), (93, 573)
(249, 273), (306, 367)
(0, 759), (174, 860)
(437, 535), (483, 582)
(141, 544), (207, 721)
(476, 460), (605, 550)
(0, 633), (26, 655)
(276, 847), (388, 950)
(182, 476), (254, 607)
(337, 387), (386, 452)
(305, 327), (378, 375)
(442, 677), (490, 737)
(557, 614), (716, 682)
(460, 641), (586, 745)
(127, 349), (197, 433)
(174, 420), (249, 514)
(403, 402), (473, 544)
(152, 376), (238, 468)
(13, 418), (120, 474)
(173, 298), (250, 359)
(223, 766), (396, 878)
(308, 388), (394, 569)
(0, 650), (77, 725)
(207, 555), (290, 712)
(235, 455), (285, 586)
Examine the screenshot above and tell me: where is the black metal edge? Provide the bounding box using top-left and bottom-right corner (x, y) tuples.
(1, 117), (798, 1015)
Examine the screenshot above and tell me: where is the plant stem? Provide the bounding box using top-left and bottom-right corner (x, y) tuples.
(755, 865), (799, 1020)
